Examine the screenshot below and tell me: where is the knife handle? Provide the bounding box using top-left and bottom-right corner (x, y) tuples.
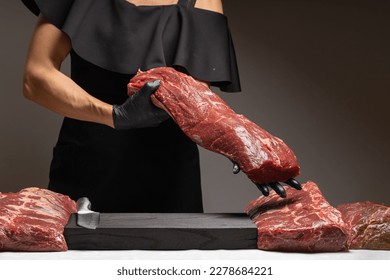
(77, 197), (92, 213)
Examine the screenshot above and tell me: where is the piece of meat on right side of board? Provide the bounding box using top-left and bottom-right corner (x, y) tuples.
(245, 181), (349, 252)
(336, 202), (390, 250)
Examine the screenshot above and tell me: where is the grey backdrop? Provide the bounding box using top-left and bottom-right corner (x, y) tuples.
(1, 0), (389, 212)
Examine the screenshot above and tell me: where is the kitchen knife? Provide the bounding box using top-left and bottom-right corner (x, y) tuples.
(76, 197), (100, 229)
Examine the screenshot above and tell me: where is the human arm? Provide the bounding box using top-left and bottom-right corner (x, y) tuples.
(23, 15), (168, 129)
(23, 15), (115, 127)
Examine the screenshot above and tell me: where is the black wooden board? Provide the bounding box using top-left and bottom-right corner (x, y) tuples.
(64, 213), (257, 250)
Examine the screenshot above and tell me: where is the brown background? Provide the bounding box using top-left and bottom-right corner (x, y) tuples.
(0, 0), (389, 212)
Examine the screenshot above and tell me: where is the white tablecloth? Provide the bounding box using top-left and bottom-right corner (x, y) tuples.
(1, 249), (389, 260)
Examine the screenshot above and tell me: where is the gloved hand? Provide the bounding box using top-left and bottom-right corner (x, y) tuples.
(230, 160), (302, 198)
(112, 80), (170, 130)
(252, 178), (302, 198)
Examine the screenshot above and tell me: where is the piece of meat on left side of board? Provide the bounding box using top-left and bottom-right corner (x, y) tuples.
(0, 187), (77, 252)
(245, 181), (349, 252)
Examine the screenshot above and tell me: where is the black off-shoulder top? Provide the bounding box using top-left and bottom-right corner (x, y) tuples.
(22, 0), (241, 92)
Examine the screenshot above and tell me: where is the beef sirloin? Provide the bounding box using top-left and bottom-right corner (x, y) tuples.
(128, 67), (300, 184)
(337, 202), (390, 250)
(0, 187), (77, 252)
(245, 181), (348, 252)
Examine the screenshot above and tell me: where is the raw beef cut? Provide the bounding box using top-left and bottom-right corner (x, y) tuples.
(128, 67), (300, 184)
(0, 187), (77, 252)
(245, 181), (348, 252)
(337, 202), (390, 250)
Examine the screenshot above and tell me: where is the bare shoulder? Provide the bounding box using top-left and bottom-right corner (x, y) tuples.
(194, 0), (224, 14)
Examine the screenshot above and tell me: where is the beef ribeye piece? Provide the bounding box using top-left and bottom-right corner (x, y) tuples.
(245, 181), (349, 252)
(337, 202), (390, 250)
(0, 187), (77, 252)
(128, 67), (300, 184)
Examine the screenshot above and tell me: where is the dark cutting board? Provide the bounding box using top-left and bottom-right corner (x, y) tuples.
(64, 213), (257, 250)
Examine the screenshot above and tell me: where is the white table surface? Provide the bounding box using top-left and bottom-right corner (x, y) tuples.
(1, 249), (389, 260)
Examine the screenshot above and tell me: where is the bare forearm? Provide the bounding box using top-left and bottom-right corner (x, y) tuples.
(22, 15), (114, 127)
(23, 66), (114, 128)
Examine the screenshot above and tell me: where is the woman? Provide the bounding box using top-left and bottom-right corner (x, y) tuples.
(21, 0), (242, 212)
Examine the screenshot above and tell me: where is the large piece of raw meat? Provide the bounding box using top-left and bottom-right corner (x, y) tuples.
(128, 67), (300, 184)
(337, 202), (390, 250)
(245, 181), (349, 252)
(0, 187), (77, 252)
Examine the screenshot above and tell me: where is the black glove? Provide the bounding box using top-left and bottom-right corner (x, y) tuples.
(112, 80), (170, 130)
(230, 160), (302, 198)
(253, 178), (302, 198)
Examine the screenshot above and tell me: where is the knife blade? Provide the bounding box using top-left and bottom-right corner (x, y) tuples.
(76, 197), (100, 229)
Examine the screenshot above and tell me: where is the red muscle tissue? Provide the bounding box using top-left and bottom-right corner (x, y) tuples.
(337, 202), (390, 250)
(245, 181), (349, 252)
(0, 187), (77, 252)
(128, 67), (300, 184)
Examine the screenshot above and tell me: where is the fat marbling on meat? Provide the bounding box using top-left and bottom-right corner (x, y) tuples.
(337, 201), (390, 250)
(245, 181), (349, 252)
(0, 187), (76, 252)
(128, 67), (300, 185)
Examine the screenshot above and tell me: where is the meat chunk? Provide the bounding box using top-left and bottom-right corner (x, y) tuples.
(128, 67), (300, 184)
(337, 202), (390, 250)
(0, 187), (77, 252)
(245, 181), (349, 252)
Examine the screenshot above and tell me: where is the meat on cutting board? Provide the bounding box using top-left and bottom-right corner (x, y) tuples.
(337, 202), (390, 250)
(0, 187), (77, 252)
(128, 67), (300, 184)
(245, 181), (349, 252)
